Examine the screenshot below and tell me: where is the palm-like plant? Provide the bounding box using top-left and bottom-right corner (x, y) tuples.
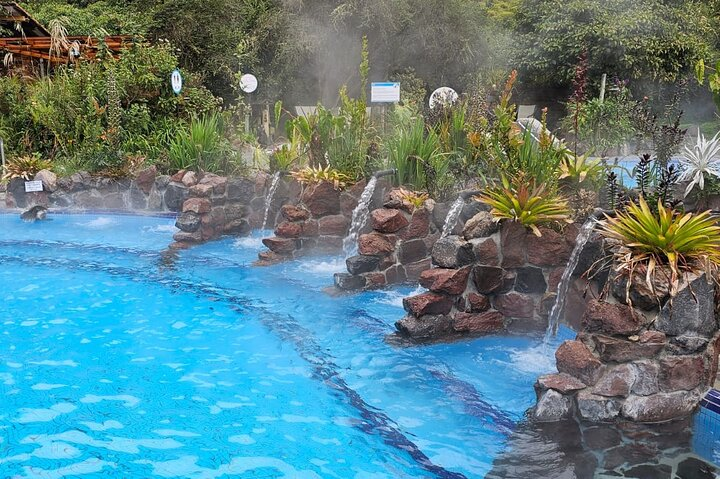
(678, 131), (720, 197)
(599, 196), (720, 296)
(476, 176), (572, 236)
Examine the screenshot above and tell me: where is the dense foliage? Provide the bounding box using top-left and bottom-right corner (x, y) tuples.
(514, 0), (717, 89)
(0, 41), (220, 174)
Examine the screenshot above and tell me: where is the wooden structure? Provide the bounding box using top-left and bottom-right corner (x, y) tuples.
(0, 2), (130, 74)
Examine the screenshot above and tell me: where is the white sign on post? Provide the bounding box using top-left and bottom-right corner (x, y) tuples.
(371, 82), (400, 103)
(240, 74), (258, 93)
(24, 180), (43, 193)
(171, 69), (183, 95)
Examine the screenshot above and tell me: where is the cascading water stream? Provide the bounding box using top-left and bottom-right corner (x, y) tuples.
(261, 171), (282, 232)
(441, 195), (465, 238)
(343, 176), (378, 257)
(543, 218), (598, 343)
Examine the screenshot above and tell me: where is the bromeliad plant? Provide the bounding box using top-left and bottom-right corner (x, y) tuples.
(678, 131), (720, 198)
(290, 165), (350, 190)
(599, 196), (720, 298)
(395, 187), (430, 210)
(2, 154), (52, 181)
(559, 152), (605, 190)
(476, 175), (572, 236)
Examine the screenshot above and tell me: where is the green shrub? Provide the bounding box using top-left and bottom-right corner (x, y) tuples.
(386, 109), (452, 197)
(168, 114), (235, 173)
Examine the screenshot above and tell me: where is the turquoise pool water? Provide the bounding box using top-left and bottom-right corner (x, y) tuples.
(0, 213), (573, 478)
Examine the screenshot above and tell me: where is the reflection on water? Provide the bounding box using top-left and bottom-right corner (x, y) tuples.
(487, 414), (718, 478)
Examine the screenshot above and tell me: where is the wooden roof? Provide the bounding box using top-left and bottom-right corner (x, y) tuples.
(0, 35), (130, 64)
(0, 2), (49, 37)
(0, 2), (130, 66)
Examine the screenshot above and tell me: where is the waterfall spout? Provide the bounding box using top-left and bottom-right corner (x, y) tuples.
(343, 176), (378, 257)
(543, 218), (598, 341)
(441, 195), (466, 238)
(373, 168), (397, 179)
(261, 171), (282, 232)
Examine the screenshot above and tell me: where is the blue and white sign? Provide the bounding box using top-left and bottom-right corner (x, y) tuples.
(371, 82), (400, 103)
(170, 69), (183, 95)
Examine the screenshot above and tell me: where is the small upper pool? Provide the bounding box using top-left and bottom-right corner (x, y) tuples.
(0, 212), (582, 478)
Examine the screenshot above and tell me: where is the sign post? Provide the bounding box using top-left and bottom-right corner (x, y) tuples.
(370, 82), (401, 104)
(240, 74), (259, 135)
(371, 82), (400, 135)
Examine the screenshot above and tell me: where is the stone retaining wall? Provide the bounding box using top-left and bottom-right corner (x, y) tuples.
(4, 167), (181, 211)
(257, 179), (390, 263)
(534, 271), (719, 423)
(169, 170), (265, 249)
(4, 167), (291, 250)
(334, 192), (488, 291)
(334, 192), (437, 291)
(394, 219), (593, 343)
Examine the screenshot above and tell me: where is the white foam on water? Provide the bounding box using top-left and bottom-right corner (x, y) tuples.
(508, 344), (557, 375)
(297, 258), (346, 275)
(375, 286), (425, 308)
(144, 224), (179, 234)
(233, 236), (264, 250)
(77, 217), (118, 229)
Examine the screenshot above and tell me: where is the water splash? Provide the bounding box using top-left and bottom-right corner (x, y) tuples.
(342, 176), (378, 257)
(261, 172), (282, 232)
(296, 257), (346, 276)
(441, 195), (465, 238)
(544, 218), (597, 342)
(77, 217), (119, 229)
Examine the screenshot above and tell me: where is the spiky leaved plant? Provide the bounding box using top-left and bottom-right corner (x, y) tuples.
(678, 131), (720, 198)
(476, 175), (572, 237)
(599, 197), (720, 299)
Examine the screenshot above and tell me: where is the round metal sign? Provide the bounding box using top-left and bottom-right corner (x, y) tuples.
(240, 73), (258, 93)
(171, 69), (183, 95)
(429, 87), (459, 109)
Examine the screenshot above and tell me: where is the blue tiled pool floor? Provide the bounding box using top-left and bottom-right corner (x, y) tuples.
(0, 213), (592, 478)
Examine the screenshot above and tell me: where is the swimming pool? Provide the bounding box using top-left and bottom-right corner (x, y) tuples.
(0, 212), (574, 478)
